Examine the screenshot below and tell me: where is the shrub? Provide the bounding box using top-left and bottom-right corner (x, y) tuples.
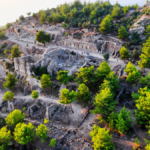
(49, 138), (56, 147)
(3, 91), (14, 101)
(5, 109), (25, 126)
(0, 126), (12, 149)
(59, 88), (76, 104)
(89, 125), (114, 150)
(36, 124), (49, 142)
(14, 122), (35, 145)
(31, 90), (39, 99)
(76, 83), (91, 104)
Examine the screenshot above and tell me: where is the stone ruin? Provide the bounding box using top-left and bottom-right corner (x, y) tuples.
(25, 45), (45, 54)
(14, 49), (102, 79)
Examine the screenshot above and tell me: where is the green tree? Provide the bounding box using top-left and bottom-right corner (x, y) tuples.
(95, 61), (111, 79)
(40, 74), (52, 88)
(5, 109), (25, 126)
(11, 45), (22, 58)
(39, 10), (46, 24)
(0, 126), (12, 149)
(132, 87), (150, 126)
(3, 91), (14, 101)
(124, 62), (140, 82)
(146, 25), (150, 37)
(27, 12), (31, 16)
(91, 88), (117, 118)
(60, 3), (70, 14)
(75, 66), (95, 84)
(14, 122), (35, 145)
(119, 46), (130, 60)
(107, 112), (118, 129)
(130, 32), (141, 45)
(103, 52), (109, 61)
(123, 6), (130, 14)
(31, 90), (39, 99)
(140, 71), (150, 88)
(76, 83), (91, 104)
(0, 30), (5, 39)
(62, 22), (67, 28)
(138, 37), (150, 70)
(36, 31), (50, 45)
(118, 26), (128, 39)
(32, 13), (36, 18)
(126, 69), (140, 83)
(70, 8), (77, 18)
(19, 15), (25, 21)
(99, 15), (113, 34)
(65, 32), (68, 36)
(105, 71), (120, 92)
(124, 61), (137, 74)
(49, 138), (56, 147)
(116, 107), (133, 134)
(145, 143), (150, 150)
(6, 23), (12, 29)
(4, 49), (11, 55)
(59, 88), (76, 104)
(36, 124), (49, 142)
(89, 125), (114, 150)
(56, 70), (72, 85)
(112, 5), (122, 18)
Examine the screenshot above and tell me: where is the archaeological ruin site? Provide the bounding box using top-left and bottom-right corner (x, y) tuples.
(1, 1), (150, 150)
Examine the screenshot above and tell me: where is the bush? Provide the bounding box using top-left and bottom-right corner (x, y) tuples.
(56, 70), (72, 85)
(0, 126), (12, 149)
(103, 52), (109, 61)
(119, 46), (130, 60)
(89, 125), (114, 150)
(31, 90), (39, 99)
(5, 109), (25, 126)
(14, 122), (35, 145)
(59, 88), (76, 104)
(99, 15), (113, 34)
(3, 91), (14, 101)
(49, 138), (56, 147)
(40, 74), (52, 88)
(76, 83), (91, 104)
(36, 124), (49, 142)
(132, 87), (150, 126)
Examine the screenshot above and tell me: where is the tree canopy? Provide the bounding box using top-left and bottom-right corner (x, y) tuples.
(89, 125), (114, 150)
(36, 31), (50, 45)
(40, 74), (52, 88)
(31, 90), (39, 99)
(118, 26), (128, 39)
(76, 83), (91, 104)
(5, 109), (25, 126)
(3, 91), (14, 101)
(59, 88), (76, 104)
(99, 15), (113, 34)
(14, 122), (35, 145)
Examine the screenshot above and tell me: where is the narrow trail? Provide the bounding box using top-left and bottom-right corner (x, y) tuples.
(111, 137), (141, 148)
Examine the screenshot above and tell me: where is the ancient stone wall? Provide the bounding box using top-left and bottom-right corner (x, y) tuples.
(14, 55), (42, 75)
(57, 39), (98, 52)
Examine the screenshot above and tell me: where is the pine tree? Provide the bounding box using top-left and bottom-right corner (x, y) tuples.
(3, 73), (18, 89)
(89, 125), (114, 150)
(116, 107), (133, 134)
(118, 26), (128, 39)
(99, 15), (113, 34)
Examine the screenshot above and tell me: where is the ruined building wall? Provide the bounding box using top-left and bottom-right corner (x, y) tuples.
(14, 55), (42, 76)
(57, 40), (98, 52)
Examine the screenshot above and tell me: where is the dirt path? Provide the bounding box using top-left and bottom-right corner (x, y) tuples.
(111, 137), (141, 148)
